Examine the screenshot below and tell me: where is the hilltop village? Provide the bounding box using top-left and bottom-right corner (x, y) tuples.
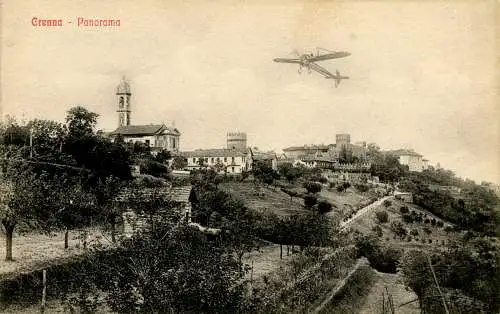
(108, 77), (431, 182)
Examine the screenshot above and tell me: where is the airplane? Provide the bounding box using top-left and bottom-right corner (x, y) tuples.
(273, 48), (350, 74)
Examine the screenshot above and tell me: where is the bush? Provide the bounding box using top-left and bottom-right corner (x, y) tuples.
(410, 229), (419, 237)
(355, 184), (369, 193)
(423, 227), (432, 234)
(375, 211), (389, 224)
(436, 221), (444, 228)
(372, 225), (383, 237)
(402, 214), (414, 224)
(303, 181), (322, 194)
(424, 218), (430, 224)
(444, 225), (453, 233)
(431, 218), (436, 226)
(317, 200), (333, 214)
(390, 221), (407, 238)
(303, 195), (318, 208)
(400, 206), (409, 214)
(383, 200), (392, 208)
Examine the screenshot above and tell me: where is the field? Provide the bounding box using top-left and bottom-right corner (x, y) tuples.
(348, 198), (461, 251)
(220, 182), (310, 216)
(0, 227), (113, 280)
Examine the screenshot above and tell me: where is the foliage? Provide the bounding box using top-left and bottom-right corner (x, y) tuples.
(355, 233), (401, 273)
(252, 160), (279, 185)
(400, 206), (409, 214)
(303, 181), (322, 194)
(317, 200), (333, 214)
(303, 195), (317, 208)
(278, 162), (303, 183)
(382, 199), (392, 207)
(390, 221), (407, 238)
(372, 225), (383, 237)
(171, 156), (187, 170)
(354, 183), (369, 193)
(336, 182), (351, 192)
(375, 210), (389, 223)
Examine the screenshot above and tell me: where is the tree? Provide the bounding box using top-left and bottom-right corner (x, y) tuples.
(252, 160), (279, 186)
(65, 106), (99, 140)
(0, 168), (44, 260)
(375, 210), (389, 223)
(278, 162), (303, 183)
(172, 156), (188, 170)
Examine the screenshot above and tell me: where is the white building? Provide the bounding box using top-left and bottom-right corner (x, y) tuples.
(389, 149), (424, 172)
(181, 149), (251, 174)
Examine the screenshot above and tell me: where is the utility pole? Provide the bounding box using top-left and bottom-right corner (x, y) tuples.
(29, 127), (33, 158)
(427, 255), (450, 314)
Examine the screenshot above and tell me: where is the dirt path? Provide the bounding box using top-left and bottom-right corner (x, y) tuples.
(340, 195), (393, 230)
(358, 271), (420, 314)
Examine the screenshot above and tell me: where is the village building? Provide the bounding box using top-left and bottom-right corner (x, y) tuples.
(388, 149), (425, 172)
(181, 148), (251, 174)
(108, 77), (181, 153)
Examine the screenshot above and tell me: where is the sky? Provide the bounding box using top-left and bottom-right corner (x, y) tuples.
(1, 0), (499, 184)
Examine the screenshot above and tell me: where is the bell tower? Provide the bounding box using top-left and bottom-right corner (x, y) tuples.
(116, 76), (131, 127)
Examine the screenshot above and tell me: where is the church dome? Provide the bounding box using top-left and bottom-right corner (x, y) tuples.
(116, 77), (131, 94)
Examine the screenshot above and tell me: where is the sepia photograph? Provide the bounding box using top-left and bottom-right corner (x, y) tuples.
(0, 0), (499, 313)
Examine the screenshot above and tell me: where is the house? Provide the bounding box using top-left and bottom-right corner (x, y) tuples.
(110, 124), (181, 153)
(388, 149), (424, 172)
(181, 148), (251, 174)
(249, 148), (278, 171)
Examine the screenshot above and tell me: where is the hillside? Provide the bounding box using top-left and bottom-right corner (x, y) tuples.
(349, 197), (461, 251)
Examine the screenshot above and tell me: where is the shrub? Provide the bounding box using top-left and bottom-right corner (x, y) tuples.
(303, 195), (317, 208)
(400, 206), (409, 214)
(436, 221), (444, 228)
(372, 225), (383, 237)
(303, 181), (322, 194)
(375, 211), (389, 224)
(424, 218), (430, 224)
(390, 221), (407, 238)
(317, 200), (333, 214)
(383, 200), (392, 208)
(423, 227), (432, 234)
(431, 218), (436, 226)
(402, 214), (414, 224)
(355, 184), (369, 193)
(410, 229), (419, 237)
(444, 225), (453, 233)
(428, 239), (432, 244)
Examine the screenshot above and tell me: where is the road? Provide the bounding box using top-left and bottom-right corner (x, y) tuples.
(340, 195), (393, 230)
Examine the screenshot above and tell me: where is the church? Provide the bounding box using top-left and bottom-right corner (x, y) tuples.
(109, 77), (181, 153)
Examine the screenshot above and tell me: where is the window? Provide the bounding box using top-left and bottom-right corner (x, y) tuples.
(193, 158), (196, 164)
(224, 157), (227, 162)
(232, 157), (235, 163)
(216, 157), (220, 162)
(211, 157), (214, 163)
(232, 167), (235, 173)
(145, 139), (150, 146)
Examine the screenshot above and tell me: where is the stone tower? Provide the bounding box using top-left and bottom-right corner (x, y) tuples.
(227, 132), (247, 151)
(116, 76), (131, 127)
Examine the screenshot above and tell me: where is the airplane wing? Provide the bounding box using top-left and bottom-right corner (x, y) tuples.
(273, 58), (302, 64)
(308, 62), (335, 78)
(309, 51), (350, 63)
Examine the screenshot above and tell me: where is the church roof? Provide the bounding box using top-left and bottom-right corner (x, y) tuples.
(110, 124), (180, 136)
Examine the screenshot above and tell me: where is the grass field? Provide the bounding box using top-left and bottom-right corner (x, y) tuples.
(220, 182), (310, 216)
(0, 227), (113, 280)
